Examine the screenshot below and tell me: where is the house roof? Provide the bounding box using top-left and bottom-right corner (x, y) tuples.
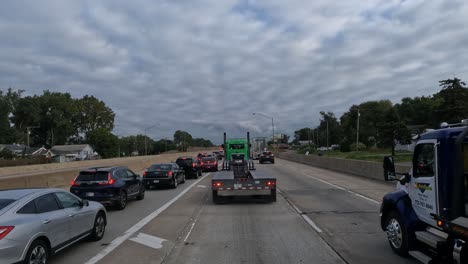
(0, 144), (29, 152)
(51, 144), (92, 155)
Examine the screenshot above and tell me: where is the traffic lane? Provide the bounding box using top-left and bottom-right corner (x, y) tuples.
(276, 158), (395, 202)
(49, 174), (209, 264)
(259, 160), (417, 264)
(98, 170), (346, 264)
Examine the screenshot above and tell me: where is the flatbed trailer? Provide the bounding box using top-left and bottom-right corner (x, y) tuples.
(211, 132), (277, 204)
(212, 169), (276, 203)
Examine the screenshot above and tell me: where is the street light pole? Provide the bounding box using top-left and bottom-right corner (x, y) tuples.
(356, 107), (360, 151)
(143, 123), (160, 156)
(252, 112), (275, 152)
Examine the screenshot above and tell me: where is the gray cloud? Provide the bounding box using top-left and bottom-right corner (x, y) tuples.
(0, 0), (467, 144)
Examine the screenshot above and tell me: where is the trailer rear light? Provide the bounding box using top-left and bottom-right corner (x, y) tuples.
(168, 171), (173, 177)
(265, 181), (276, 186)
(0, 226), (14, 240)
(212, 182), (223, 187)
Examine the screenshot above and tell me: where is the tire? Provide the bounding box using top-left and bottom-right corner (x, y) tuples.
(25, 239), (49, 264)
(172, 178), (178, 189)
(270, 189), (277, 202)
(212, 190), (221, 204)
(90, 212), (106, 241)
(136, 187), (145, 200)
(116, 191), (127, 210)
(181, 174), (186, 184)
(272, 160), (275, 164)
(385, 211), (409, 256)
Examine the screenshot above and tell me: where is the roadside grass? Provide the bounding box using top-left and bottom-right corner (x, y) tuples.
(298, 149), (413, 163)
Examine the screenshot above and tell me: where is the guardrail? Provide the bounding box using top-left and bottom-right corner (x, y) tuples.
(275, 152), (411, 181)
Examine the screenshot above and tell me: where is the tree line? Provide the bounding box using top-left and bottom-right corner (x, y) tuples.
(293, 78), (468, 155)
(0, 89), (213, 158)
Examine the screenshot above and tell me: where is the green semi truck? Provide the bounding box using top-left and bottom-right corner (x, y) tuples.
(211, 132), (276, 203)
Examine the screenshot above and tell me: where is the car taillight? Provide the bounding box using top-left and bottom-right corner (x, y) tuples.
(200, 162), (204, 165)
(212, 181), (223, 187)
(99, 172), (115, 185)
(192, 163), (196, 167)
(71, 180), (80, 186)
(0, 226), (14, 240)
(168, 171), (173, 177)
(265, 181), (276, 186)
(143, 171), (148, 177)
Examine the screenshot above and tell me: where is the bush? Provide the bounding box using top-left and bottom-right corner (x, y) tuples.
(349, 142), (367, 151)
(0, 148), (15, 160)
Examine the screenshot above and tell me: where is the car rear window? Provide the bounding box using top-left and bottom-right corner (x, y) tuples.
(176, 158), (193, 166)
(76, 171), (110, 181)
(263, 151), (271, 155)
(0, 199), (15, 210)
(149, 164), (172, 171)
(202, 157), (215, 162)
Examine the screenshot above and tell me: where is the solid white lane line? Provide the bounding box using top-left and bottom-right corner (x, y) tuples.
(184, 206), (204, 242)
(84, 173), (210, 264)
(300, 172), (380, 204)
(130, 233), (166, 249)
(302, 215), (323, 233)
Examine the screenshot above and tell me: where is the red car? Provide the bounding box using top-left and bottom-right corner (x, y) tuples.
(199, 157), (218, 172)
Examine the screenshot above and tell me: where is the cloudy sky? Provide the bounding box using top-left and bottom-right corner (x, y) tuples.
(0, 0), (467, 143)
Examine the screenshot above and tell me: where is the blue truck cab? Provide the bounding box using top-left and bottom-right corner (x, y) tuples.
(381, 123), (468, 263)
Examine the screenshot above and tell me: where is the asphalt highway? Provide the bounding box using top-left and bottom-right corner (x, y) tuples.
(50, 159), (418, 264)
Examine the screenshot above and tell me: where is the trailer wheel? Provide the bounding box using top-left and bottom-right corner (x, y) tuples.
(270, 189), (277, 202)
(385, 211), (408, 256)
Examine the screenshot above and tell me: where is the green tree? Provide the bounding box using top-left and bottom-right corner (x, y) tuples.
(192, 138), (214, 147)
(434, 78), (468, 124)
(293, 128), (314, 142)
(74, 95), (115, 139)
(0, 88), (23, 144)
(376, 108), (412, 156)
(87, 128), (119, 158)
(316, 112), (341, 147)
(173, 130), (193, 151)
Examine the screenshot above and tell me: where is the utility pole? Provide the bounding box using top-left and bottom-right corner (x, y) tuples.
(356, 107), (360, 151)
(326, 120), (329, 148)
(26, 126), (39, 147)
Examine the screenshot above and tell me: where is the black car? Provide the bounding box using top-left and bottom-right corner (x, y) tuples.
(143, 163), (185, 189)
(176, 156), (202, 179)
(70, 166), (145, 210)
(259, 151), (275, 164)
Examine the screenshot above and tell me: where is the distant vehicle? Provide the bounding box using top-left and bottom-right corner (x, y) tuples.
(212, 132), (276, 203)
(251, 137), (267, 160)
(70, 166), (145, 210)
(0, 188), (107, 264)
(212, 151), (223, 160)
(259, 151), (275, 164)
(200, 157), (218, 172)
(176, 156), (202, 179)
(143, 163), (185, 189)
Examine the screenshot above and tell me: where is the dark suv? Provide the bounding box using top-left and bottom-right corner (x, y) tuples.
(176, 156), (202, 179)
(259, 151), (275, 164)
(70, 166), (145, 210)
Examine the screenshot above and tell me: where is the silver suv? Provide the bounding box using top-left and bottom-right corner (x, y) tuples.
(0, 188), (107, 264)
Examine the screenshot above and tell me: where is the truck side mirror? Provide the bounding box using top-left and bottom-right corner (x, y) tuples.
(383, 156), (396, 181)
(221, 144), (225, 149)
(398, 173), (411, 184)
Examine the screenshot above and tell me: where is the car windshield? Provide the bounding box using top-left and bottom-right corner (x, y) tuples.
(201, 157), (215, 162)
(0, 199), (15, 210)
(149, 164), (172, 171)
(230, 144), (245, 149)
(76, 171), (109, 181)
